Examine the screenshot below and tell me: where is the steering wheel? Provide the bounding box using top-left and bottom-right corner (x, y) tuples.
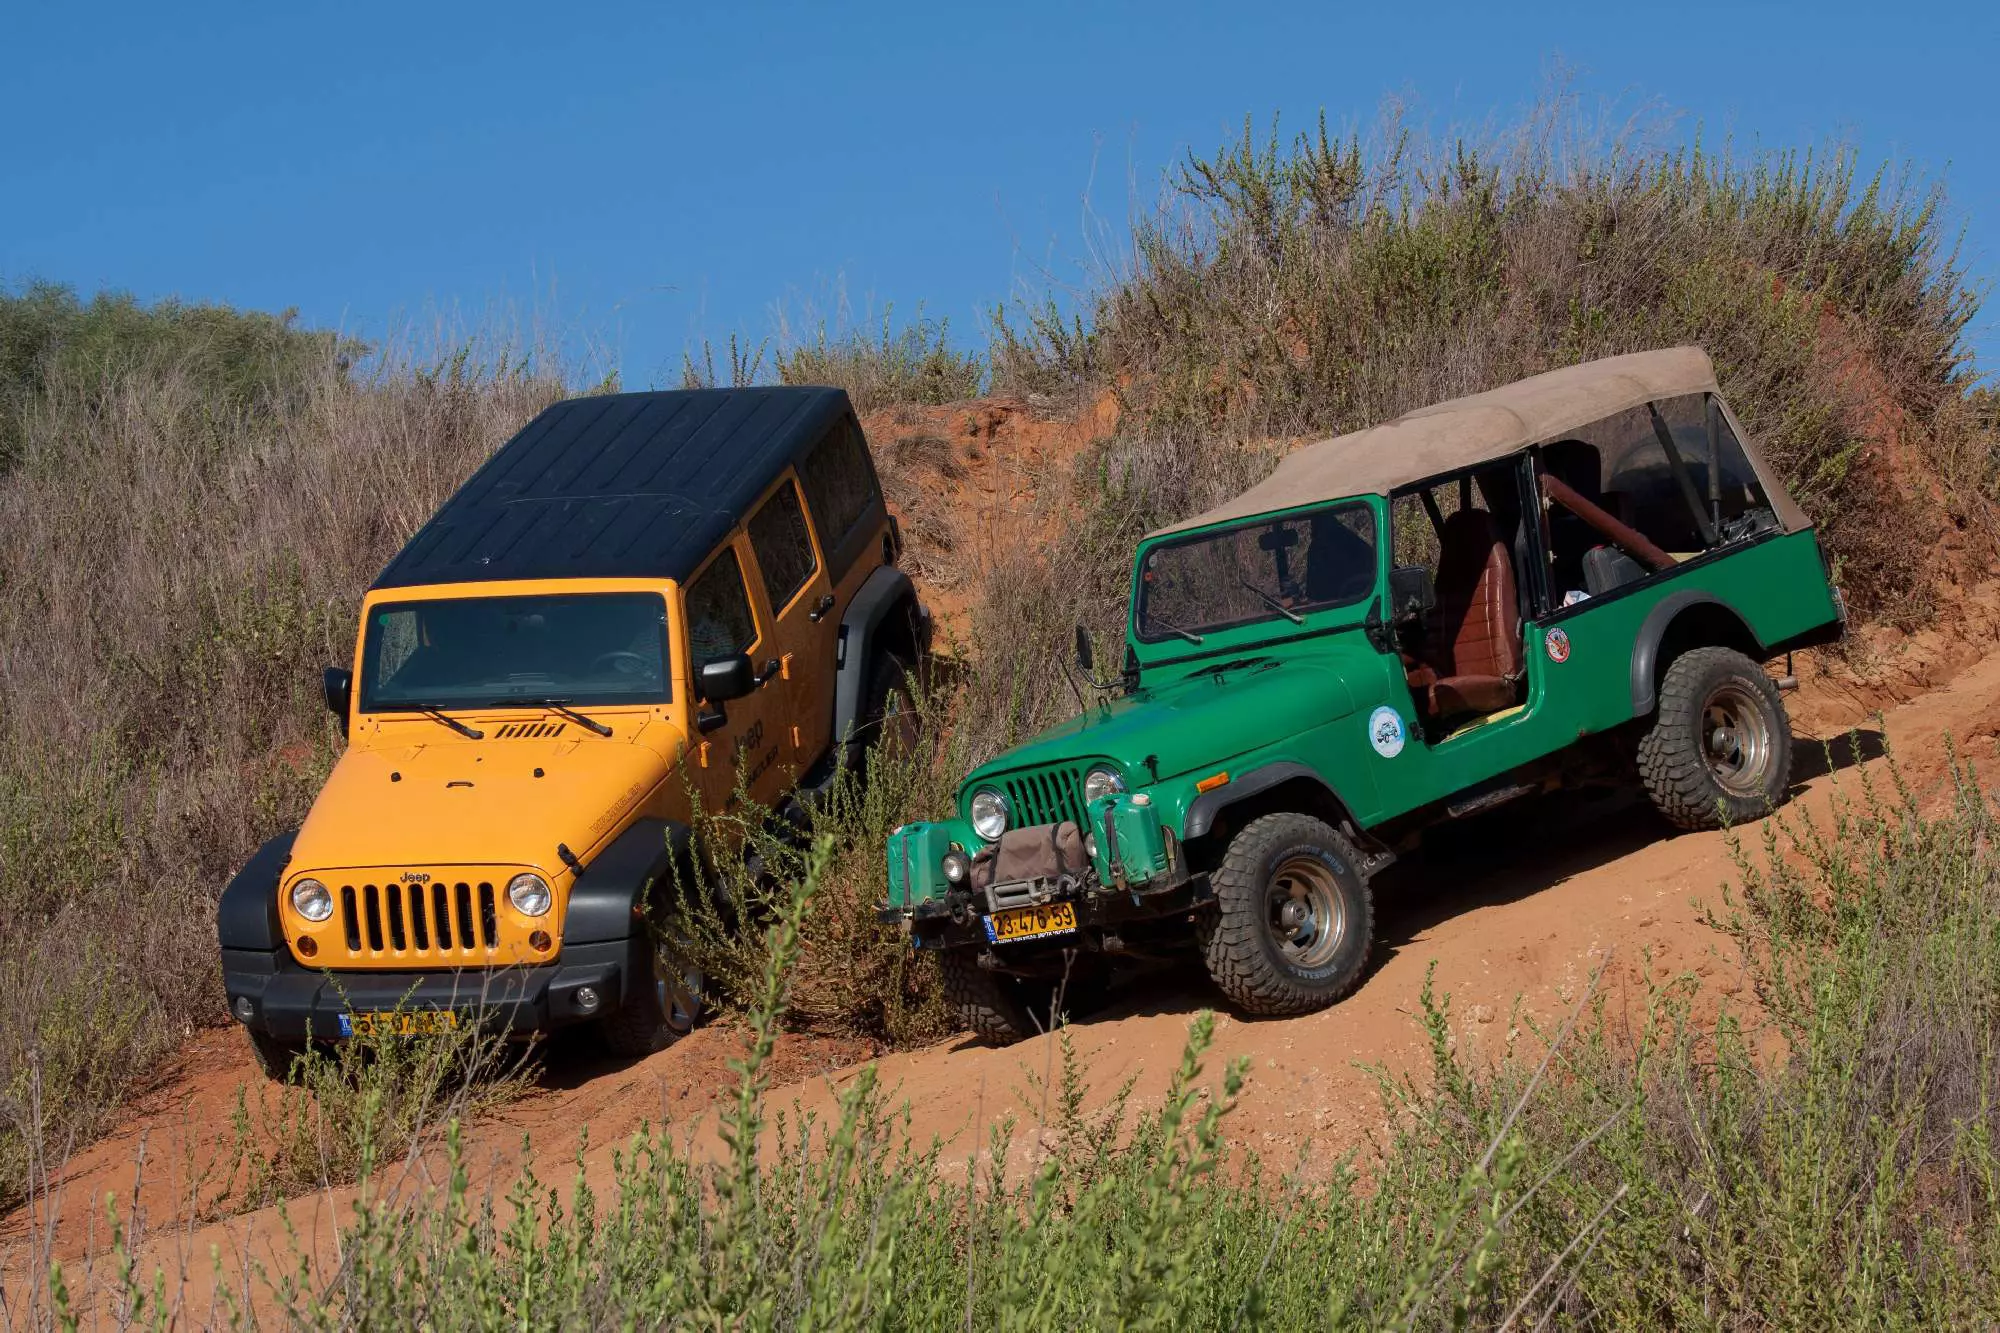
(590, 650), (650, 676)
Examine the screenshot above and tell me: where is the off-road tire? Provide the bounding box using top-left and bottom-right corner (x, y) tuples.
(939, 948), (1041, 1046)
(1637, 646), (1792, 831)
(1199, 813), (1374, 1017)
(598, 942), (705, 1058)
(246, 1029), (309, 1083)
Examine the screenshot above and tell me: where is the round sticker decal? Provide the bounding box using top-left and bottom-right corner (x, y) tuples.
(1545, 627), (1571, 664)
(1367, 705), (1406, 758)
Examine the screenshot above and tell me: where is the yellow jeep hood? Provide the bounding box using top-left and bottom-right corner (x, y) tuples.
(289, 736), (671, 878)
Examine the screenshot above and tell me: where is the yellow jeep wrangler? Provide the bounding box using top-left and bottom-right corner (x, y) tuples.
(217, 387), (928, 1076)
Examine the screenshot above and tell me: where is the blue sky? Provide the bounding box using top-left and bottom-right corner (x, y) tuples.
(6, 1), (1996, 384)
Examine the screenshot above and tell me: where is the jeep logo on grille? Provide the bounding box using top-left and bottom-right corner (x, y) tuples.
(400, 871), (432, 884)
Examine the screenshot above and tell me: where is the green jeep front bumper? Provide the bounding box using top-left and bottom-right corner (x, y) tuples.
(880, 793), (1191, 952)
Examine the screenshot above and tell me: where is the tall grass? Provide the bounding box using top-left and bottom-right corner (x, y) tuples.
(0, 339), (567, 1209)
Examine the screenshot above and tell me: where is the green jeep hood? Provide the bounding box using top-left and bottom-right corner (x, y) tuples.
(970, 653), (1358, 788)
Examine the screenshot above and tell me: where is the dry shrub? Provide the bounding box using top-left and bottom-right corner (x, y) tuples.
(0, 340), (564, 1208)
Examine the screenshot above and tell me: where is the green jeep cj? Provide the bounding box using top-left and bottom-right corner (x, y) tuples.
(883, 348), (1845, 1043)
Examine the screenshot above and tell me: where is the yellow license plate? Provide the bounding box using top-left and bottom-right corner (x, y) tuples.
(340, 1009), (460, 1039)
(984, 901), (1078, 944)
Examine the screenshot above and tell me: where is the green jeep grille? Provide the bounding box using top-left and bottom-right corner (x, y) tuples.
(1000, 766), (1088, 830)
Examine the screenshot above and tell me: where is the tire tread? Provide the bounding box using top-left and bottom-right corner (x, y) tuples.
(1200, 812), (1373, 1017)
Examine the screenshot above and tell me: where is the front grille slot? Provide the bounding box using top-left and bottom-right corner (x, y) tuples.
(1002, 767), (1086, 829)
(407, 883), (430, 950)
(386, 886), (407, 950)
(341, 886), (360, 951)
(432, 882), (452, 948)
(363, 885), (385, 951)
(455, 883), (475, 949)
(479, 883), (498, 947)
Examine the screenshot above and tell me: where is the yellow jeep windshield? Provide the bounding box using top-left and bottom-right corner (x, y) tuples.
(359, 591), (672, 712)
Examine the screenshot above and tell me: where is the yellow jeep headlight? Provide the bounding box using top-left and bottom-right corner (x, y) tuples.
(508, 872), (552, 918)
(291, 878), (334, 923)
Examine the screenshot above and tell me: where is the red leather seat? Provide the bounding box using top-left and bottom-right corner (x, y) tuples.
(1409, 509), (1522, 718)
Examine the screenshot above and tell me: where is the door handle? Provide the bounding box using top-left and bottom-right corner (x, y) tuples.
(754, 657), (781, 687)
(808, 594), (836, 623)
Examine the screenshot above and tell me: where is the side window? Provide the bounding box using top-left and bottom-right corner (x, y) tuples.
(746, 479), (819, 611)
(796, 417), (883, 575)
(1568, 393), (1771, 556)
(683, 547), (758, 664)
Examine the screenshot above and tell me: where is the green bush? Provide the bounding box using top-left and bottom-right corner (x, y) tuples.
(0, 280), (357, 470)
(777, 311), (985, 413)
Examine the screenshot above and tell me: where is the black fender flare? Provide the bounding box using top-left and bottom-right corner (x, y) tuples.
(562, 818), (693, 944)
(832, 565), (927, 769)
(1182, 762), (1351, 841)
(217, 829), (298, 951)
(1629, 590), (1762, 715)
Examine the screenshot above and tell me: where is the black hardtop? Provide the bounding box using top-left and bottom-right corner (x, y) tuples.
(372, 385), (854, 590)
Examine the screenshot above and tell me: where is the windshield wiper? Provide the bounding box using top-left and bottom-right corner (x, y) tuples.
(408, 706), (484, 740)
(1150, 617), (1205, 646)
(492, 696), (613, 737)
(1240, 580), (1304, 625)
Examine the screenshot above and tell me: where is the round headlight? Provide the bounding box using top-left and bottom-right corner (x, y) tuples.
(1083, 767), (1126, 804)
(507, 872), (552, 918)
(969, 788), (1009, 841)
(942, 849), (970, 884)
(291, 878), (333, 923)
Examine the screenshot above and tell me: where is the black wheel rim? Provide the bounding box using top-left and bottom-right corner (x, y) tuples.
(1266, 854), (1346, 968)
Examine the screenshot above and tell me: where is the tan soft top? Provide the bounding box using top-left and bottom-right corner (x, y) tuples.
(1152, 347), (1808, 536)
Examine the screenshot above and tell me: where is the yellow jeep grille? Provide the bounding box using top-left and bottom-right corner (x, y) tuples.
(336, 878), (500, 963)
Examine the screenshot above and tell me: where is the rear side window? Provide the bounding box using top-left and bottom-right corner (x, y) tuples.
(797, 417), (883, 577)
(683, 548), (758, 664)
(747, 479), (819, 611)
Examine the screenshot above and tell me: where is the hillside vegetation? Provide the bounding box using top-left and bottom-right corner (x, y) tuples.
(1, 103), (1996, 1223)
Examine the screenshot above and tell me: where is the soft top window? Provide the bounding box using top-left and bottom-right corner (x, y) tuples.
(1137, 503), (1377, 644)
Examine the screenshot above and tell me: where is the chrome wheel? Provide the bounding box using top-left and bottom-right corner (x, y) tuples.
(1266, 854), (1347, 969)
(1700, 682), (1775, 798)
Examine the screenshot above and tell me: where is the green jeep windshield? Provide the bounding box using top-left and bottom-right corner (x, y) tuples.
(360, 592), (672, 711)
(1136, 503), (1377, 643)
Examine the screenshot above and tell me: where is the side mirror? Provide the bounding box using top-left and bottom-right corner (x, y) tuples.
(698, 653), (755, 703)
(1074, 624), (1095, 674)
(322, 666), (352, 727)
(1388, 566), (1436, 623)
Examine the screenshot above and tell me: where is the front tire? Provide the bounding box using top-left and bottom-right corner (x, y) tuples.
(938, 948), (1111, 1046)
(1200, 813), (1374, 1016)
(598, 939), (706, 1058)
(1637, 646), (1792, 830)
(246, 1028), (309, 1083)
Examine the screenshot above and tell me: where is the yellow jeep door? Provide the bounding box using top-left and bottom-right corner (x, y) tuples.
(681, 538), (790, 811)
(744, 472), (838, 770)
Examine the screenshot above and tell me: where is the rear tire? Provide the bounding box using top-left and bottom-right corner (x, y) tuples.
(1637, 646), (1792, 830)
(598, 939), (706, 1058)
(860, 652), (921, 763)
(246, 1028), (309, 1083)
(1199, 813), (1373, 1017)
